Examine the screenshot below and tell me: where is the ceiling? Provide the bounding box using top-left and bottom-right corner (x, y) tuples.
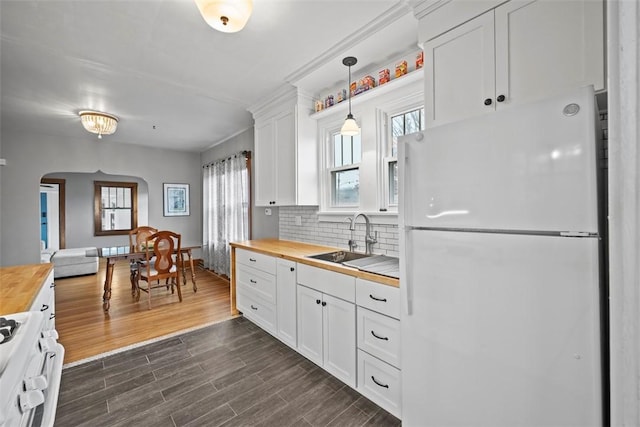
(0, 0), (419, 153)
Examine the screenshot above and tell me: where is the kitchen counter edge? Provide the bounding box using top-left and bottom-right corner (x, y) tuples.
(230, 239), (399, 288)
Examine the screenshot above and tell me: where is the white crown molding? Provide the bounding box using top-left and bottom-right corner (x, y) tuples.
(284, 1), (413, 86)
(247, 83), (298, 118)
(409, 0), (452, 20)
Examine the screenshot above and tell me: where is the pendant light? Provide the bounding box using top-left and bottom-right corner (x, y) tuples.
(340, 56), (360, 136)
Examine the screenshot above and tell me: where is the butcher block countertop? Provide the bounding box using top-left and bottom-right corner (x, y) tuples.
(0, 263), (53, 315)
(230, 239), (399, 288)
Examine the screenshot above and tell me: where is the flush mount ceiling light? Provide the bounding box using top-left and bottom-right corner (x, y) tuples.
(79, 111), (118, 139)
(340, 56), (360, 136)
(194, 0), (253, 33)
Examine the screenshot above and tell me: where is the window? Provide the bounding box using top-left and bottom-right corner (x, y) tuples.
(385, 108), (425, 206)
(329, 132), (361, 206)
(94, 181), (138, 236)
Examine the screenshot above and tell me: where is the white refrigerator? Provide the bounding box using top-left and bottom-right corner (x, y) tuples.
(398, 86), (604, 426)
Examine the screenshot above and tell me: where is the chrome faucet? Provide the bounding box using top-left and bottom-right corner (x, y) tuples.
(348, 212), (378, 255)
(344, 217), (358, 252)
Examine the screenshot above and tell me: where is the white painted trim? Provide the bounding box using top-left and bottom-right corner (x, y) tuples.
(285, 2), (412, 85)
(607, 0), (640, 425)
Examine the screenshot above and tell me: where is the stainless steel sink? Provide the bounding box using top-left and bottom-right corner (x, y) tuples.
(306, 251), (371, 264)
(306, 251), (400, 279)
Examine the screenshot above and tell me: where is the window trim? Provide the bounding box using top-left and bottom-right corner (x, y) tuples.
(376, 94), (424, 213)
(94, 180), (138, 236)
(319, 118), (362, 212)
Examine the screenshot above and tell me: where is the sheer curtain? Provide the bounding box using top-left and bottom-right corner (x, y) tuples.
(202, 151), (250, 276)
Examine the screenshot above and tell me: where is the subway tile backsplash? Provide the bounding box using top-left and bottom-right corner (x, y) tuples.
(279, 206), (399, 257)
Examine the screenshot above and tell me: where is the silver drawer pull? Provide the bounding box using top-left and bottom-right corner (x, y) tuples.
(250, 305), (258, 310)
(371, 376), (389, 389)
(371, 330), (389, 341)
(369, 294), (387, 302)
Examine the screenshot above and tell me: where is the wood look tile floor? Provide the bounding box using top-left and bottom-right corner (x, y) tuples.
(56, 317), (401, 426)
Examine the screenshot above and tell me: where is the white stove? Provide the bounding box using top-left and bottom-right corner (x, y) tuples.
(0, 311), (64, 427)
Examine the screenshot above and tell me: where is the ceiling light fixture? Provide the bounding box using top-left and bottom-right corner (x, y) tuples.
(340, 56), (360, 136)
(194, 0), (253, 33)
(79, 111), (119, 139)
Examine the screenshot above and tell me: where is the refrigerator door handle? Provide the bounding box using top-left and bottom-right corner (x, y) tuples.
(401, 227), (413, 315)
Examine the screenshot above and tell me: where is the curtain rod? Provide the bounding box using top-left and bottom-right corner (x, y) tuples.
(202, 150), (250, 168)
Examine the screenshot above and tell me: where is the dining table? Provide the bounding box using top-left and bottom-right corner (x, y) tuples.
(89, 244), (200, 312)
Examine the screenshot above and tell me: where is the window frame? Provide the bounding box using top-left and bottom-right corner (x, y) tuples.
(376, 94), (425, 213)
(94, 180), (138, 236)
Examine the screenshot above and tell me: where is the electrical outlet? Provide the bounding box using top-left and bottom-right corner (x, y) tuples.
(265, 208), (272, 216)
(295, 216), (302, 226)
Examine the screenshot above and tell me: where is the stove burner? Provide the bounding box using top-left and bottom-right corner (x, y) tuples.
(0, 317), (20, 344)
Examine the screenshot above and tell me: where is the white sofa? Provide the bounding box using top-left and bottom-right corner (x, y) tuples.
(50, 247), (99, 279)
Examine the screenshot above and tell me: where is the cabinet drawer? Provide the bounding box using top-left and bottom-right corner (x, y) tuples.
(236, 249), (276, 275)
(357, 307), (400, 368)
(356, 279), (400, 319)
(236, 288), (277, 336)
(31, 270), (55, 331)
(297, 264), (355, 303)
(357, 350), (401, 419)
(237, 265), (276, 304)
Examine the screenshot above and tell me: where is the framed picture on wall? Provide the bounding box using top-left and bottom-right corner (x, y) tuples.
(163, 183), (190, 216)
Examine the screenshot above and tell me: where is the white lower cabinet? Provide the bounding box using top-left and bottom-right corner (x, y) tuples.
(276, 259), (297, 348)
(235, 249), (278, 336)
(32, 269), (56, 331)
(235, 251), (402, 418)
(357, 350), (402, 418)
(356, 278), (402, 418)
(297, 283), (357, 388)
(236, 287), (277, 335)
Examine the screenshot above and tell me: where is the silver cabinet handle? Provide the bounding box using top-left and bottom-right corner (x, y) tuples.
(371, 330), (389, 341)
(371, 376), (389, 389)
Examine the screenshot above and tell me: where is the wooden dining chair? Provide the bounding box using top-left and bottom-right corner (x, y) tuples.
(128, 226), (158, 294)
(134, 230), (182, 309)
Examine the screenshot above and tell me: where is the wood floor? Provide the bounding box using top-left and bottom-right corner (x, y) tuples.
(55, 259), (235, 364)
(55, 316), (401, 427)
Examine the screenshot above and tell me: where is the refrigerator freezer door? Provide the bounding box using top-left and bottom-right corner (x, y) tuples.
(400, 230), (602, 426)
(399, 86), (599, 233)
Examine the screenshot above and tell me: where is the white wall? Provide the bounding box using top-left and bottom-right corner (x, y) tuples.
(200, 127), (278, 240)
(0, 128), (202, 267)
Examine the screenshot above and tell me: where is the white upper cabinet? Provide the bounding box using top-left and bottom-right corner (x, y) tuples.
(424, 11), (495, 128)
(250, 87), (318, 207)
(423, 0), (604, 128)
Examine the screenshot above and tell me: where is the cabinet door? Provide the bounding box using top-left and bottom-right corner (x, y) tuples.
(494, 0), (604, 109)
(323, 294), (356, 388)
(296, 285), (323, 366)
(424, 10), (495, 128)
(254, 119), (276, 206)
(276, 259), (297, 348)
(273, 110), (296, 206)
